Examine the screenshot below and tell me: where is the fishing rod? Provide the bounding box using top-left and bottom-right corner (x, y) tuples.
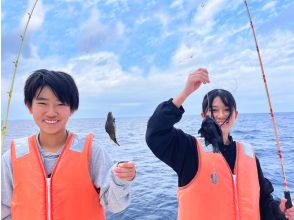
(1, 0), (39, 156)
(244, 0), (292, 209)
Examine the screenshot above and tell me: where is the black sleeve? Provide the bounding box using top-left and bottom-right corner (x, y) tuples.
(145, 99), (198, 187)
(257, 157), (286, 220)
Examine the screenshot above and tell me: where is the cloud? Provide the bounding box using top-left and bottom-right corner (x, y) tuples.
(67, 52), (133, 94)
(170, 0), (183, 9)
(192, 0), (244, 36)
(78, 8), (126, 53)
(2, 0), (294, 119)
(171, 43), (202, 65)
(1, 0), (46, 60)
(261, 1), (277, 12)
(20, 0), (46, 32)
(193, 0), (227, 35)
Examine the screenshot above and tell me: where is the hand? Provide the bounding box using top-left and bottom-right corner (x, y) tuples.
(183, 68), (210, 96)
(173, 68), (210, 108)
(280, 198), (294, 219)
(113, 161), (136, 181)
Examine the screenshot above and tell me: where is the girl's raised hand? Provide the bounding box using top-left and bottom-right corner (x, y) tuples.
(183, 68), (210, 97)
(173, 68), (210, 108)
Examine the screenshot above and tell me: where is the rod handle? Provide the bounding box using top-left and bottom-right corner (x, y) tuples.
(284, 191), (293, 209)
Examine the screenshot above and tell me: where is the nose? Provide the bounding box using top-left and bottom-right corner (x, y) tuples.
(216, 110), (226, 119)
(46, 105), (58, 117)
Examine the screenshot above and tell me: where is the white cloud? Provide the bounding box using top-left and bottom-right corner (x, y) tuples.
(135, 16), (149, 25)
(116, 21), (125, 37)
(2, 0), (294, 119)
(155, 12), (169, 29)
(193, 0), (228, 35)
(79, 8), (126, 51)
(67, 52), (133, 94)
(169, 17), (294, 113)
(20, 0), (46, 32)
(170, 0), (183, 9)
(171, 44), (202, 65)
(262, 1), (277, 12)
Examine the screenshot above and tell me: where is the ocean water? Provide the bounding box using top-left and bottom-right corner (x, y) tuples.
(2, 112), (294, 220)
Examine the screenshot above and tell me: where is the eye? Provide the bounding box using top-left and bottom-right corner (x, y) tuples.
(58, 102), (69, 106)
(37, 102), (46, 105)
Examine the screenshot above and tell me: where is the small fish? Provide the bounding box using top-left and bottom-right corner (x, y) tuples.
(198, 116), (223, 153)
(105, 112), (120, 146)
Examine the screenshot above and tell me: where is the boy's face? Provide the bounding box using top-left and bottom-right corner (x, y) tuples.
(27, 86), (72, 137)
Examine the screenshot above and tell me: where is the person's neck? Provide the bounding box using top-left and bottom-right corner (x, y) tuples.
(38, 130), (68, 153)
(223, 135), (230, 145)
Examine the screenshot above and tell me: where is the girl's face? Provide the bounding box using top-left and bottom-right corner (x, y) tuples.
(202, 96), (238, 140)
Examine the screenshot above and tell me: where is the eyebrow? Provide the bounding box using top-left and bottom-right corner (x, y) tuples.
(35, 97), (48, 101)
(211, 106), (229, 109)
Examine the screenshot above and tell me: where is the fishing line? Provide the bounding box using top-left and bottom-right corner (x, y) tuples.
(207, 74), (239, 94)
(244, 0), (292, 208)
(1, 0), (40, 156)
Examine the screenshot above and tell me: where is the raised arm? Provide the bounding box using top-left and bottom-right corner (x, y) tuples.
(146, 68), (210, 187)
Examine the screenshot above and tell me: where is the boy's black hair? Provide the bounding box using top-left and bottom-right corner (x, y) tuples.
(202, 89), (236, 121)
(24, 69), (79, 111)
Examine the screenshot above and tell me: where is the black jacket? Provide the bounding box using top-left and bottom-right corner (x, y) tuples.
(146, 99), (286, 220)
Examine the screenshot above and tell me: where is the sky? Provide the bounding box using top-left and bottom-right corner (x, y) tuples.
(1, 0), (294, 120)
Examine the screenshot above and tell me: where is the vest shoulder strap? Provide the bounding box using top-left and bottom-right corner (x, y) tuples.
(70, 133), (93, 153)
(196, 138), (215, 153)
(13, 137), (30, 158)
(237, 141), (255, 158)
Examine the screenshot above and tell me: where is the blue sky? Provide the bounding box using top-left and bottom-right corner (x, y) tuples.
(2, 0), (294, 120)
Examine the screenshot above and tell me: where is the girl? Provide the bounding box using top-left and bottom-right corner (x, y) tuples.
(146, 68), (293, 220)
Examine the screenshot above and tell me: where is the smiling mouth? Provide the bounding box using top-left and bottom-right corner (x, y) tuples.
(217, 121), (228, 127)
(44, 119), (58, 124)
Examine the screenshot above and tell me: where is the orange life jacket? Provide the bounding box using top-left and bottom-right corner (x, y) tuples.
(11, 132), (105, 220)
(177, 139), (260, 220)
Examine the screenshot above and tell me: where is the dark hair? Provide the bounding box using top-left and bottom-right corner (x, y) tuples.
(202, 89), (236, 121)
(24, 69), (79, 111)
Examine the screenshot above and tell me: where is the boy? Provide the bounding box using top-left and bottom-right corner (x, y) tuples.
(2, 69), (136, 220)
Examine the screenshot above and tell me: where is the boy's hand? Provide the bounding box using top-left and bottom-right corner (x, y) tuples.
(113, 161), (136, 181)
(280, 198), (294, 219)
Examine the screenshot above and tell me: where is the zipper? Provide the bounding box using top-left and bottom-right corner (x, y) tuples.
(233, 174), (240, 220)
(47, 178), (51, 220)
(34, 133), (74, 220)
(219, 144), (240, 220)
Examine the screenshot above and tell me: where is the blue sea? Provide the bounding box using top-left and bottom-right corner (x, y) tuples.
(3, 112), (294, 219)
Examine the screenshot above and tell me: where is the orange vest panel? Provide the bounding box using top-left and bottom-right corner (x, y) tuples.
(177, 139), (260, 220)
(11, 133), (105, 220)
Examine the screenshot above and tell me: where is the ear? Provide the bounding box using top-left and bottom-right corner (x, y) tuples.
(234, 110), (239, 119)
(201, 112), (206, 119)
(26, 104), (33, 114)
